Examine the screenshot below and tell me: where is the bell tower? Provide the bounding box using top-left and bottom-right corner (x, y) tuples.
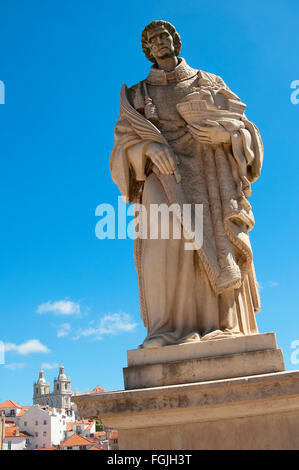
(53, 365), (72, 409)
(33, 369), (50, 404)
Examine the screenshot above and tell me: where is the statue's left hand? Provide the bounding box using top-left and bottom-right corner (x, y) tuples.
(188, 120), (231, 145)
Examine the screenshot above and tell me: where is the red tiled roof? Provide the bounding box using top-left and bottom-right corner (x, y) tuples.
(18, 407), (31, 417)
(5, 426), (32, 438)
(89, 446), (104, 450)
(0, 400), (23, 409)
(65, 420), (94, 433)
(91, 386), (106, 393)
(60, 433), (94, 448)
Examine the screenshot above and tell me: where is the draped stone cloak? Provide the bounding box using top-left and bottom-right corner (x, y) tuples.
(110, 58), (263, 347)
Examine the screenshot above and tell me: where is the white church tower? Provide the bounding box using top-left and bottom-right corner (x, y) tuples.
(33, 365), (72, 410)
(53, 365), (72, 409)
(34, 369), (50, 397)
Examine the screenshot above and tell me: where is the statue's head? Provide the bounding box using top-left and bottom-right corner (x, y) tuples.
(141, 20), (182, 64)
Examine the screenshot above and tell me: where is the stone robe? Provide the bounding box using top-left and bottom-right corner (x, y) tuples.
(110, 58), (263, 348)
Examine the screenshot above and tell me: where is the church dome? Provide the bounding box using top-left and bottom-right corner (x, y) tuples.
(58, 365), (67, 380)
(37, 369), (46, 384)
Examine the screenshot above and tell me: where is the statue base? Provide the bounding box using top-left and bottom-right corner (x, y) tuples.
(72, 333), (299, 449)
(124, 332), (284, 389)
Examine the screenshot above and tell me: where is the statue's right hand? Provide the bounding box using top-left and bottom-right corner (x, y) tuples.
(145, 142), (179, 176)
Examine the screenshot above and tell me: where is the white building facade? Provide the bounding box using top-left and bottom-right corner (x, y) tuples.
(18, 404), (75, 449)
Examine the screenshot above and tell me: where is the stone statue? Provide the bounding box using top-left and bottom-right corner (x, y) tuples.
(110, 20), (263, 349)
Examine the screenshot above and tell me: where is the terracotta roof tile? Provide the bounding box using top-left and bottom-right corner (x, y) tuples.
(18, 407), (31, 417)
(60, 433), (94, 448)
(91, 386), (106, 393)
(0, 400), (23, 409)
(5, 426), (32, 438)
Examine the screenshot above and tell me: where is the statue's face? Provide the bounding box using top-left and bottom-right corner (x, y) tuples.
(147, 26), (176, 61)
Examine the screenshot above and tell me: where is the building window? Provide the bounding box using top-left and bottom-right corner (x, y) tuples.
(43, 420), (47, 425)
(57, 384), (59, 390)
(24, 421), (27, 426)
(35, 421), (38, 425)
(43, 431), (47, 437)
(10, 410), (15, 416)
(7, 441), (11, 450)
(35, 432), (38, 437)
(65, 383), (68, 390)
(25, 439), (30, 447)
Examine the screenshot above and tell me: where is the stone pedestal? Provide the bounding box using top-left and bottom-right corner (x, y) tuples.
(72, 333), (299, 449)
(124, 332), (284, 389)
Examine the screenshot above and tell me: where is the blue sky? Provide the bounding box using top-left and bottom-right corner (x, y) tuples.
(0, 0), (298, 405)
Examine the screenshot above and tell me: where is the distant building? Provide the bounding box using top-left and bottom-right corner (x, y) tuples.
(18, 404), (74, 450)
(64, 419), (95, 439)
(0, 400), (24, 422)
(3, 422), (33, 450)
(33, 365), (72, 410)
(60, 433), (103, 450)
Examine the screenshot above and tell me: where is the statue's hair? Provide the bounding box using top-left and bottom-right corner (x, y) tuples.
(141, 20), (182, 63)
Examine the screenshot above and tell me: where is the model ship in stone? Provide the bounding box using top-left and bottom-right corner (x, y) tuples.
(177, 82), (253, 210)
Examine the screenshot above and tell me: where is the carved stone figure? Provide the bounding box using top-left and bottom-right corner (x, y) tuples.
(110, 20), (263, 348)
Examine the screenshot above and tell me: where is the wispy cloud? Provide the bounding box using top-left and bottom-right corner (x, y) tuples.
(74, 312), (137, 340)
(36, 300), (81, 316)
(4, 339), (50, 355)
(4, 363), (27, 371)
(268, 281), (279, 288)
(57, 323), (71, 338)
(41, 362), (59, 370)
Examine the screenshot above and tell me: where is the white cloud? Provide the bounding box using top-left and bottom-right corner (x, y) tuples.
(36, 300), (81, 316)
(74, 312), (137, 340)
(4, 363), (27, 371)
(41, 362), (59, 370)
(268, 281), (279, 288)
(4, 339), (50, 355)
(57, 323), (71, 338)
